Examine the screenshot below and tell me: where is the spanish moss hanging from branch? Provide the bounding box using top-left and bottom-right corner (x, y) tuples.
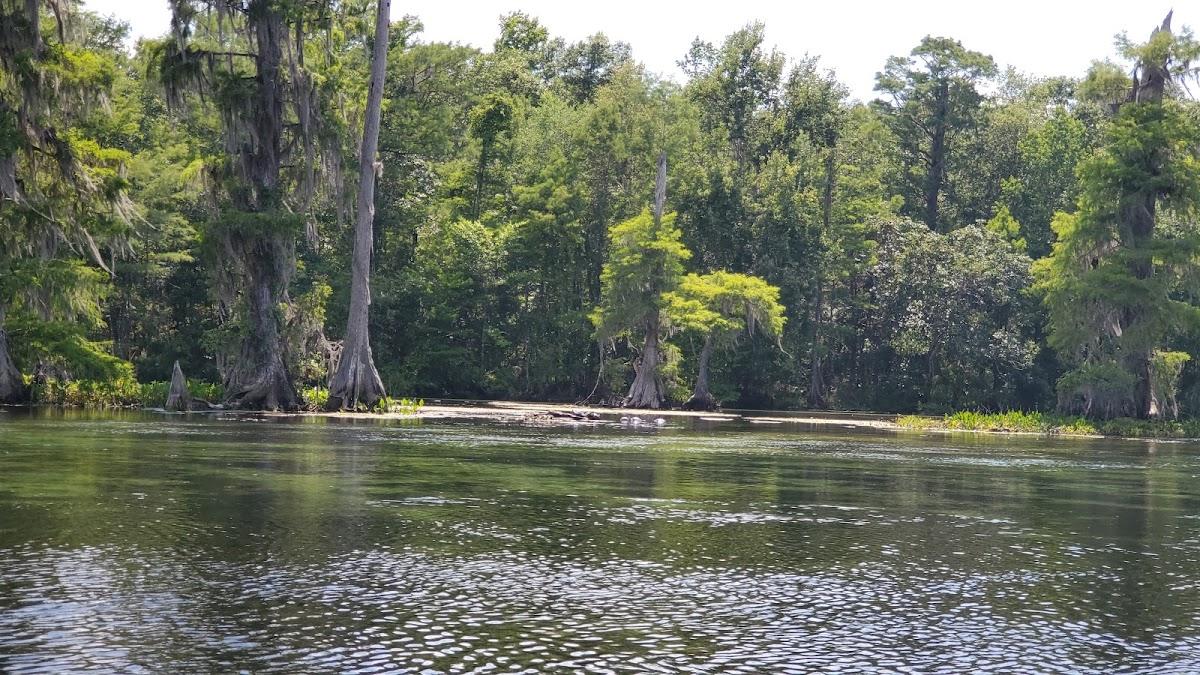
(153, 0), (351, 410)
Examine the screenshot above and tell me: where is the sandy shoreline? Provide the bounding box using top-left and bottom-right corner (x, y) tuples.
(16, 399), (1187, 440)
(273, 399), (905, 431)
(256, 401), (1154, 441)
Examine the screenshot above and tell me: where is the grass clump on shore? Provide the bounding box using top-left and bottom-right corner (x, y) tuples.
(300, 388), (425, 414)
(375, 396), (425, 414)
(942, 410), (1105, 434)
(898, 410), (1102, 435)
(302, 386), (330, 411)
(897, 411), (1071, 433)
(898, 410), (1200, 438)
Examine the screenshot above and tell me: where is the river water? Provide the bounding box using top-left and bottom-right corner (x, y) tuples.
(1, 410), (1198, 672)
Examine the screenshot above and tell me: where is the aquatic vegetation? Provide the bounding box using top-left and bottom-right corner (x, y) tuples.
(895, 415), (939, 430)
(899, 409), (1200, 439)
(375, 396), (424, 415)
(943, 410), (1055, 433)
(302, 386), (330, 411)
(899, 410), (1099, 435)
(290, 388), (425, 414)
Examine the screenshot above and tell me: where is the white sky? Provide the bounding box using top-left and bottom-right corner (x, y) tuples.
(85, 0), (1176, 101)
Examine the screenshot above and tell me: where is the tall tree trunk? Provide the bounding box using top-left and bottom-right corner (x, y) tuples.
(1128, 186), (1158, 419)
(1124, 12), (1171, 419)
(224, 256), (299, 410)
(249, 6), (284, 205)
(924, 80), (949, 232)
(684, 333), (717, 411)
(222, 4), (297, 411)
(327, 0), (389, 411)
(625, 152), (669, 410)
(625, 317), (666, 409)
(0, 309), (28, 404)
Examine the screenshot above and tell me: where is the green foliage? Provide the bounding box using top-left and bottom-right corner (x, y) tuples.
(683, 23), (785, 168)
(1151, 350), (1191, 418)
(8, 314), (132, 381)
(0, 3), (134, 393)
(377, 219), (511, 397)
(1055, 361), (1139, 419)
(854, 219), (1039, 412)
(998, 107), (1089, 257)
(1036, 22), (1200, 419)
(286, 280), (334, 388)
(494, 11), (556, 77)
(30, 378), (145, 407)
(875, 35), (998, 230)
(1077, 60), (1131, 110)
(1095, 417), (1200, 438)
(944, 410), (1062, 433)
(666, 271), (786, 338)
(205, 211), (305, 240)
(898, 410), (1098, 435)
(591, 209), (690, 341)
(899, 408), (1200, 438)
(600, 356), (632, 395)
(664, 271), (786, 401)
(297, 387), (425, 414)
(556, 34), (631, 103)
(364, 395), (425, 414)
(302, 386), (330, 411)
(656, 341), (690, 403)
(985, 205), (1026, 252)
(393, 397), (426, 415)
(29, 377), (221, 408)
(1, 259), (113, 328)
(895, 414), (939, 430)
(16, 5), (1200, 428)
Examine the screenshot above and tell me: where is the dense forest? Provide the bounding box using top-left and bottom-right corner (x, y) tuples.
(3, 0), (1200, 419)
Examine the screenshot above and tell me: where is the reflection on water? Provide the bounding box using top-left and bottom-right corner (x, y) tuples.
(2, 410), (1200, 672)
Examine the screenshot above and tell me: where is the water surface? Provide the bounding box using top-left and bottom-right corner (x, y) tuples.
(1, 410), (1199, 672)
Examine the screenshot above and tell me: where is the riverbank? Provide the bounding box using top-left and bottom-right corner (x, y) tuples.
(315, 402), (1200, 440)
(10, 379), (1200, 440)
(307, 400), (903, 432)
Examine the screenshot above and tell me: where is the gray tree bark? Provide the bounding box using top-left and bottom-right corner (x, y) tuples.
(327, 0), (389, 411)
(165, 360), (192, 411)
(224, 259), (300, 410)
(1122, 12), (1171, 419)
(625, 318), (667, 409)
(684, 334), (717, 411)
(0, 309), (27, 404)
(623, 152), (669, 409)
(924, 79), (949, 232)
(219, 3), (299, 411)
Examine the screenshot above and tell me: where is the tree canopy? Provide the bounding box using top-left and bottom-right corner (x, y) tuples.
(7, 6), (1200, 421)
